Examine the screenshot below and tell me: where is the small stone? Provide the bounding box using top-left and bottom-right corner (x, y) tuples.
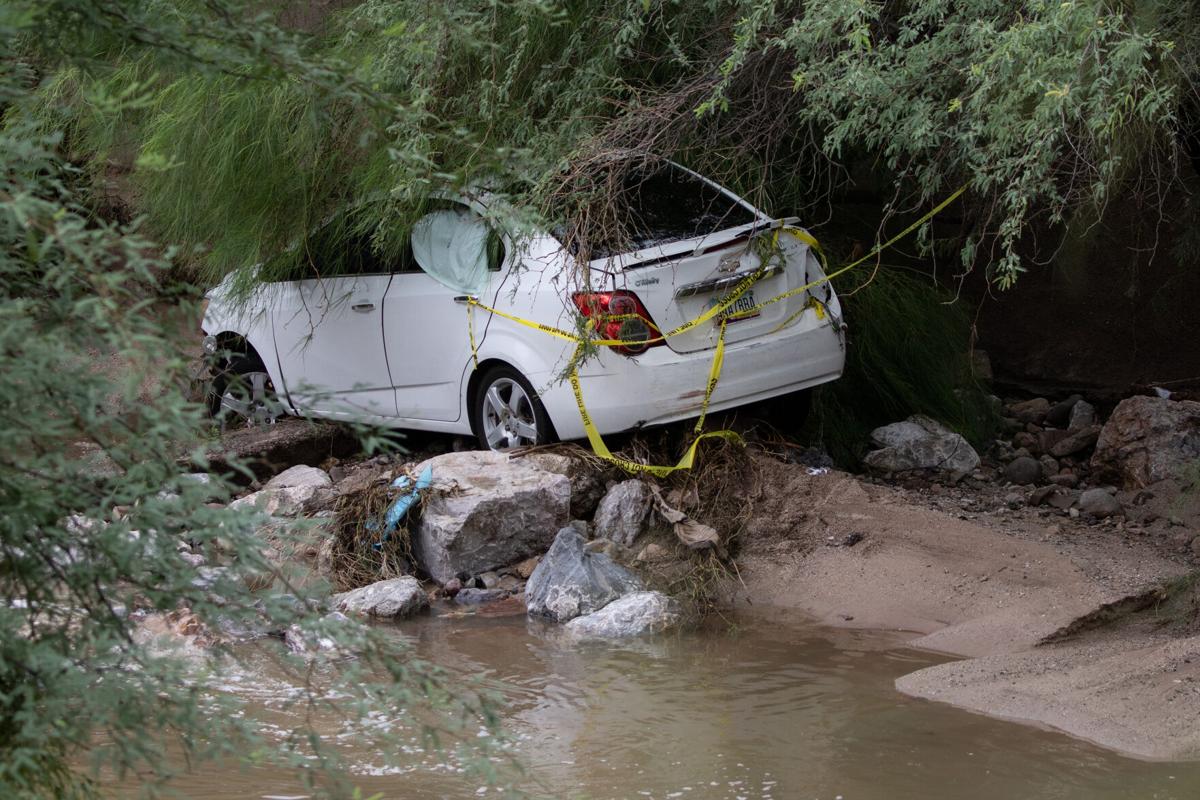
(442, 577), (463, 597)
(1037, 429), (1070, 455)
(1039, 454), (1060, 478)
(1191, 537), (1200, 559)
(1049, 425), (1101, 458)
(496, 574), (524, 593)
(1068, 400), (1097, 431)
(1009, 397), (1051, 424)
(455, 588), (509, 605)
(634, 543), (672, 563)
(1049, 490), (1080, 510)
(511, 556), (541, 579)
(1045, 395), (1083, 427)
(478, 571), (501, 589)
(1078, 488), (1123, 518)
(1012, 432), (1038, 452)
(1028, 485), (1058, 507)
(1048, 473), (1080, 488)
(1004, 456), (1042, 486)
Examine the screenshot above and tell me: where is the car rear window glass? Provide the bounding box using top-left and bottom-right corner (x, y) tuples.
(590, 165), (757, 258)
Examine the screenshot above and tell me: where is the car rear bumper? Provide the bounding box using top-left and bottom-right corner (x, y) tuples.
(537, 306), (846, 441)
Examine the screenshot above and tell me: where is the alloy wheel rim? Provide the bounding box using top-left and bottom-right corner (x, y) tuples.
(481, 377), (538, 450)
(218, 371), (278, 427)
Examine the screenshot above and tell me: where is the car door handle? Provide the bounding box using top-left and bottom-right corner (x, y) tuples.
(351, 302), (376, 312)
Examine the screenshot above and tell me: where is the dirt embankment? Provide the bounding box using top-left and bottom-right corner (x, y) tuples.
(730, 456), (1200, 761)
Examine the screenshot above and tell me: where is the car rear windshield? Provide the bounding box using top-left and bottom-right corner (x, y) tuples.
(587, 165), (758, 258)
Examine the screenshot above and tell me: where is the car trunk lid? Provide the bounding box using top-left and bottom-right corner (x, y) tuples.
(597, 221), (814, 354)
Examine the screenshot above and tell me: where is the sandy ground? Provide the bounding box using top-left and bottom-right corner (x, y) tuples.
(731, 456), (1200, 760)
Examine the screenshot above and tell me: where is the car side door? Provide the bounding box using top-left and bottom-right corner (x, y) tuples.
(383, 202), (503, 422)
(270, 241), (397, 421)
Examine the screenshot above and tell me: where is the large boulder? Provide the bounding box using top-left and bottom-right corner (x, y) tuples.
(592, 480), (654, 546)
(331, 576), (428, 619)
(862, 415), (980, 476)
(521, 452), (607, 519)
(412, 451), (571, 584)
(564, 591), (680, 638)
(526, 526), (643, 622)
(1091, 396), (1200, 488)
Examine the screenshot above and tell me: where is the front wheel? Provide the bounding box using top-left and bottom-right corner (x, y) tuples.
(207, 356), (282, 428)
(472, 366), (555, 451)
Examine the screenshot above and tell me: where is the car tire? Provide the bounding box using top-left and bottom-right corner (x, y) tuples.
(472, 365), (556, 451)
(206, 355), (281, 427)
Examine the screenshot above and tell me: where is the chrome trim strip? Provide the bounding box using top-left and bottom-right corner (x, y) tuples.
(674, 265), (783, 298)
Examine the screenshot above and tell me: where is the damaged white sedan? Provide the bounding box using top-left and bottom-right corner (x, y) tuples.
(201, 162), (846, 450)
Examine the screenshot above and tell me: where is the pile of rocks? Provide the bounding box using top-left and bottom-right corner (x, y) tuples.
(862, 393), (1200, 528)
(183, 449), (689, 640)
(993, 394), (1100, 487)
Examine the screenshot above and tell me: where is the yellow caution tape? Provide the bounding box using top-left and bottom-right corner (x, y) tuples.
(566, 321), (741, 477)
(465, 185), (966, 474)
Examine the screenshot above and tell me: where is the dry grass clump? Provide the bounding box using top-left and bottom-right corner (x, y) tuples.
(326, 473), (415, 592)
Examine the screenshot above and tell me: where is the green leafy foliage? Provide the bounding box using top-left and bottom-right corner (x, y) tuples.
(805, 268), (998, 467)
(0, 3), (510, 797)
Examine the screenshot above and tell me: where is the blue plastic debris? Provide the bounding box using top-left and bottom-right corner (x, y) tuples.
(373, 465), (433, 550)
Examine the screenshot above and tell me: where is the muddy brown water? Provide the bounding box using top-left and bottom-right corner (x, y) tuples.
(145, 609), (1200, 800)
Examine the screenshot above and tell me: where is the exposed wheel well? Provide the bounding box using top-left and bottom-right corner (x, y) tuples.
(211, 332), (268, 372)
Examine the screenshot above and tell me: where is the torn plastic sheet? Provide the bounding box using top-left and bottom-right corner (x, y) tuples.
(648, 484), (722, 554)
(372, 465), (433, 551)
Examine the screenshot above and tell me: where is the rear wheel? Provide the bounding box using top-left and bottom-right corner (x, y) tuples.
(207, 356), (281, 428)
(472, 365), (555, 451)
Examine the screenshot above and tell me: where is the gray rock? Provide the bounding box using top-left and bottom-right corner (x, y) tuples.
(1049, 473), (1080, 488)
(266, 464), (332, 491)
(1078, 488), (1123, 518)
(411, 451), (571, 584)
(1004, 456), (1042, 486)
(522, 453), (607, 519)
(478, 571), (502, 589)
(454, 588), (510, 605)
(1009, 397), (1051, 425)
(1091, 396), (1200, 488)
(1039, 454), (1060, 478)
(592, 480), (654, 546)
(862, 415), (980, 476)
(526, 526), (643, 622)
(564, 591), (680, 638)
(1047, 490), (1080, 510)
(1068, 400), (1097, 431)
(1045, 395), (1082, 428)
(331, 576), (428, 619)
(285, 611), (351, 655)
(231, 466), (332, 518)
(1049, 425), (1101, 458)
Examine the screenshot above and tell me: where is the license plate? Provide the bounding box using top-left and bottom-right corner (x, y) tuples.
(712, 291), (759, 322)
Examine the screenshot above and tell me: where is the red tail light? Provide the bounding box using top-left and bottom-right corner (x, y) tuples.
(571, 290), (664, 356)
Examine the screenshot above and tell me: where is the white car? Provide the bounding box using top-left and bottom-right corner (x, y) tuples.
(201, 163), (846, 450)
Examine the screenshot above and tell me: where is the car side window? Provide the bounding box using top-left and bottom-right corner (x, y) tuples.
(406, 203), (505, 292)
